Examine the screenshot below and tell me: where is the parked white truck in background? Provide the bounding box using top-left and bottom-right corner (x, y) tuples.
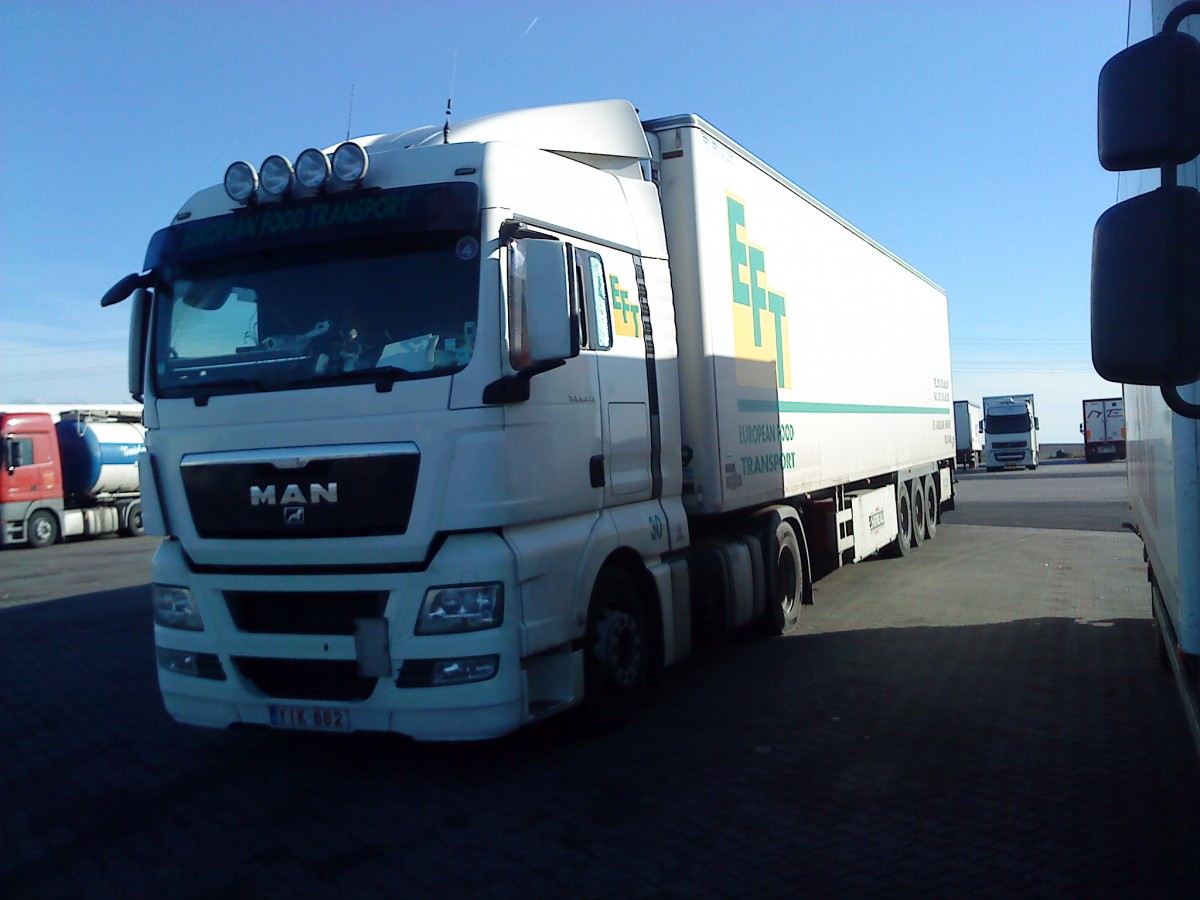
(103, 100), (954, 740)
(1080, 397), (1126, 462)
(1090, 0), (1200, 751)
(953, 400), (983, 469)
(982, 394), (1039, 471)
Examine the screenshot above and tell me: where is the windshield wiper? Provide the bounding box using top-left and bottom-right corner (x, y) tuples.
(288, 365), (429, 394)
(180, 376), (270, 406)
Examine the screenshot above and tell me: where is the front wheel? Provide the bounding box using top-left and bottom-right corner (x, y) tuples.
(27, 510), (59, 549)
(581, 565), (648, 730)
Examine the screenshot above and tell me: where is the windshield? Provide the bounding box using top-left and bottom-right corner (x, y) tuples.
(985, 413), (1032, 435)
(148, 182), (481, 398)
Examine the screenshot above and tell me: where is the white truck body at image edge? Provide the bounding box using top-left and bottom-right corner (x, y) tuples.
(1105, 0), (1200, 751)
(1081, 397), (1126, 462)
(981, 393), (1039, 471)
(110, 100), (953, 740)
(953, 400), (983, 469)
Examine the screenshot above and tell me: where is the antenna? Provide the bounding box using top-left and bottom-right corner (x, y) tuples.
(443, 51), (458, 144)
(346, 83), (356, 141)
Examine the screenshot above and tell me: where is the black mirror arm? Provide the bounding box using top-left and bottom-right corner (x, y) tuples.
(1165, 1), (1200, 34)
(1161, 2), (1200, 191)
(1161, 384), (1200, 419)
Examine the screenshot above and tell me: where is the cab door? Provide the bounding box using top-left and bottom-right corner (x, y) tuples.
(573, 245), (655, 506)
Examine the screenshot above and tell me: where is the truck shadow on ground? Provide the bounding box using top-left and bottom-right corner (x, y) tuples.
(3, 587), (1198, 896)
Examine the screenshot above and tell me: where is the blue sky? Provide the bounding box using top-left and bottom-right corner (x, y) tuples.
(1, 0), (1134, 442)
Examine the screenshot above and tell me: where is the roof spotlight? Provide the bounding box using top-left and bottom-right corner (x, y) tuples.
(224, 161), (258, 203)
(331, 141), (369, 183)
(296, 148), (331, 189)
(260, 155), (295, 195)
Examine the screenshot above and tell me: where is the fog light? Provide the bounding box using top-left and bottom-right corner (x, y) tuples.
(156, 647), (226, 680)
(395, 655), (500, 688)
(433, 655), (499, 686)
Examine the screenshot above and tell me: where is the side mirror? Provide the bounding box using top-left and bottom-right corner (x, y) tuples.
(1092, 4), (1200, 403)
(1098, 29), (1200, 171)
(1091, 185), (1200, 385)
(1033, 416), (1040, 431)
(101, 271), (153, 307)
(507, 238), (579, 369)
(128, 288), (151, 402)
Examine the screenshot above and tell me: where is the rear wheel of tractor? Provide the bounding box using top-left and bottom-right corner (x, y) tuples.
(763, 519), (803, 636)
(27, 510), (59, 549)
(582, 565), (649, 730)
(910, 480), (925, 547)
(121, 502), (144, 537)
(922, 477), (938, 540)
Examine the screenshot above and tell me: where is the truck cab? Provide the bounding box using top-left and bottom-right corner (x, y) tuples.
(982, 394), (1039, 471)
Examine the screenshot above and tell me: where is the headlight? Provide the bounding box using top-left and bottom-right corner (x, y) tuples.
(153, 584), (203, 631)
(416, 583), (503, 635)
(260, 155), (295, 195)
(224, 161), (258, 203)
(331, 141), (368, 183)
(295, 148), (331, 189)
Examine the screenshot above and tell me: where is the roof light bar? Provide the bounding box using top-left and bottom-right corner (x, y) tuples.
(331, 141), (369, 184)
(260, 155), (295, 196)
(295, 148), (331, 189)
(224, 161), (258, 204)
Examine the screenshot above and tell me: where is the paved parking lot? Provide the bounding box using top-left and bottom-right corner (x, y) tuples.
(2, 463), (1198, 897)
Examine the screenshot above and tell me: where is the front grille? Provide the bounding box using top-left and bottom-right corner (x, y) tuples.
(234, 658), (378, 701)
(993, 441), (1027, 449)
(225, 591), (387, 635)
(181, 445), (420, 539)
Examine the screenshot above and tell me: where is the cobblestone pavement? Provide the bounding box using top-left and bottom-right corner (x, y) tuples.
(2, 469), (1198, 897)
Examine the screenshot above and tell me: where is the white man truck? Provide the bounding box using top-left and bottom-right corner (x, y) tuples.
(982, 394), (1039, 471)
(1, 409), (145, 548)
(1080, 397), (1126, 462)
(103, 100), (954, 740)
(953, 400), (983, 469)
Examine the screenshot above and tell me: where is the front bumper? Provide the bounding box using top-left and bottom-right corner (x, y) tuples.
(151, 533), (534, 741)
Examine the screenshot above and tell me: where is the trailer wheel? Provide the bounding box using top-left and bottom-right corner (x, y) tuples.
(763, 518), (804, 636)
(121, 502), (145, 537)
(909, 480), (925, 547)
(885, 482), (913, 557)
(922, 477), (938, 540)
(27, 510), (59, 549)
(581, 565), (648, 729)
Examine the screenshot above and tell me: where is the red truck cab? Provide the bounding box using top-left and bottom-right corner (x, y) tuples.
(1, 413), (67, 548)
